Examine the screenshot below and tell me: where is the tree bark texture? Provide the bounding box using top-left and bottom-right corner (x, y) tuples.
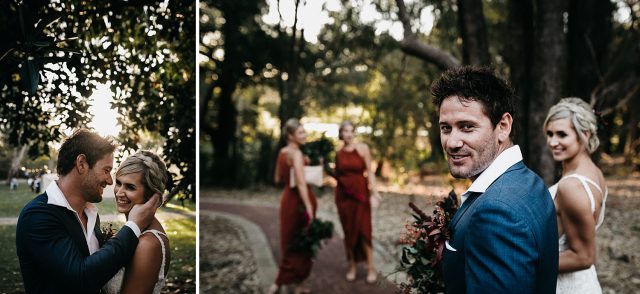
(566, 0), (613, 99)
(529, 0), (567, 184)
(457, 0), (491, 65)
(506, 0), (534, 157)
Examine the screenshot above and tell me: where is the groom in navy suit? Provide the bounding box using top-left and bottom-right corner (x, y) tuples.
(16, 129), (160, 293)
(432, 67), (558, 293)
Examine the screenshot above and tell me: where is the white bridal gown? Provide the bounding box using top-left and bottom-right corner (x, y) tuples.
(102, 230), (168, 294)
(549, 174), (607, 294)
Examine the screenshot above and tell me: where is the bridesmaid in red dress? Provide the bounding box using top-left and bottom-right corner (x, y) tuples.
(335, 121), (381, 283)
(269, 118), (317, 294)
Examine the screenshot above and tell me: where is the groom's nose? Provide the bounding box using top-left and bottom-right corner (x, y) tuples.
(105, 174), (113, 185)
(443, 131), (464, 150)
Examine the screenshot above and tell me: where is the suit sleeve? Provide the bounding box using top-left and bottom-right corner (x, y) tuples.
(464, 199), (538, 294)
(17, 205), (138, 292)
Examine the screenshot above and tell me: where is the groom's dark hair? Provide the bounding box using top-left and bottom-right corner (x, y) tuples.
(57, 129), (118, 176)
(431, 66), (518, 141)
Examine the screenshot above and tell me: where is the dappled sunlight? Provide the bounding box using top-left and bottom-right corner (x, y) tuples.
(88, 83), (121, 137)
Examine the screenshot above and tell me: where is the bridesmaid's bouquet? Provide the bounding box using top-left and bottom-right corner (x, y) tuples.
(290, 218), (334, 258)
(301, 136), (334, 165)
(397, 190), (458, 293)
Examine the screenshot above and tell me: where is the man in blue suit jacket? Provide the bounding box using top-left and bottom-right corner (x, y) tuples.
(16, 129), (160, 293)
(431, 66), (558, 293)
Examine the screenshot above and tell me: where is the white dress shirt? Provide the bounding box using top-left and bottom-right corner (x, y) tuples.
(460, 145), (523, 204)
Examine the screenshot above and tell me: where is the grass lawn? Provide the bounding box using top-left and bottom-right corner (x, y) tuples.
(0, 225), (23, 294)
(0, 185), (41, 218)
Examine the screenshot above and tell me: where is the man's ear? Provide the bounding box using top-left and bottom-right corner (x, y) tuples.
(496, 112), (513, 143)
(75, 154), (88, 174)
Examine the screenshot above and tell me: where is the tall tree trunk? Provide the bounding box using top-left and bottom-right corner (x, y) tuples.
(457, 0), (490, 65)
(212, 75), (238, 186)
(566, 0), (614, 98)
(8, 145), (27, 181)
(506, 0), (534, 158)
(209, 6), (247, 187)
(529, 0), (567, 184)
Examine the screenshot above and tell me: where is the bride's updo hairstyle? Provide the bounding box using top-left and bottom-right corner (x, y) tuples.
(544, 97), (600, 154)
(116, 150), (171, 201)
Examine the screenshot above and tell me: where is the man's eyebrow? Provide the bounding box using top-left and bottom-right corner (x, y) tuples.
(455, 120), (478, 125)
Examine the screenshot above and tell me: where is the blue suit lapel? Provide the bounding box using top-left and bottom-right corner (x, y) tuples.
(450, 192), (480, 230)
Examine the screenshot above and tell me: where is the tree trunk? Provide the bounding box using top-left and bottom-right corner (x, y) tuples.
(506, 0), (534, 159)
(7, 145), (27, 181)
(529, 0), (567, 184)
(212, 75), (238, 186)
(566, 0), (614, 98)
(457, 0), (491, 65)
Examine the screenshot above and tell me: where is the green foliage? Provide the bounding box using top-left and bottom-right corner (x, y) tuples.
(0, 1), (195, 199)
(301, 136), (334, 166)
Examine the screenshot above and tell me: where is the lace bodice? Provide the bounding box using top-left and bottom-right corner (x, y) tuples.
(102, 229), (168, 294)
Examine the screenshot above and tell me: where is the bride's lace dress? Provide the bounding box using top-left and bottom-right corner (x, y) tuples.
(102, 230), (168, 294)
(549, 174), (607, 294)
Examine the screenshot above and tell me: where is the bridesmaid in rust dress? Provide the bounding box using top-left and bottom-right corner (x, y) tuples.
(335, 121), (381, 283)
(269, 118), (317, 294)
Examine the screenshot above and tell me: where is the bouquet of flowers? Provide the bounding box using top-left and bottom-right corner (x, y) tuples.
(99, 223), (118, 244)
(290, 218), (334, 258)
(397, 190), (458, 294)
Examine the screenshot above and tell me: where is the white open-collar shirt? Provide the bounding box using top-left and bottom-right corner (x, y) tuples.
(460, 145), (523, 204)
(45, 181), (142, 255)
(46, 181), (100, 254)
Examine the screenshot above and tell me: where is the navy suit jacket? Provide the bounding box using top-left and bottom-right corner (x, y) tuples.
(16, 193), (139, 294)
(443, 162), (558, 293)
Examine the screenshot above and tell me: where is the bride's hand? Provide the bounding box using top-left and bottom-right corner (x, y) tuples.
(129, 193), (162, 229)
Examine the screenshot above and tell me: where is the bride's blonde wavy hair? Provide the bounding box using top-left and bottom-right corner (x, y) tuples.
(544, 97), (600, 154)
(116, 150), (170, 202)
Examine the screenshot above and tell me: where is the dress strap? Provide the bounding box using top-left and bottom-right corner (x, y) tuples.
(559, 174), (601, 212)
(560, 174), (609, 230)
(142, 229), (168, 279)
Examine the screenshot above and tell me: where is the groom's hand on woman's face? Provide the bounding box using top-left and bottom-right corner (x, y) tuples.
(129, 193), (162, 229)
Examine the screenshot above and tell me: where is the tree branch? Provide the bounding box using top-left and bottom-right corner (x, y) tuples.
(598, 81), (640, 116)
(395, 0), (460, 70)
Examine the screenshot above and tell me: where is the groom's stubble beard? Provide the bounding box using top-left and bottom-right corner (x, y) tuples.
(448, 133), (499, 180)
(81, 169), (104, 203)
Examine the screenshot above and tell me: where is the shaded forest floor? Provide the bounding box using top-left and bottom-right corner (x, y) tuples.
(203, 172), (640, 293)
